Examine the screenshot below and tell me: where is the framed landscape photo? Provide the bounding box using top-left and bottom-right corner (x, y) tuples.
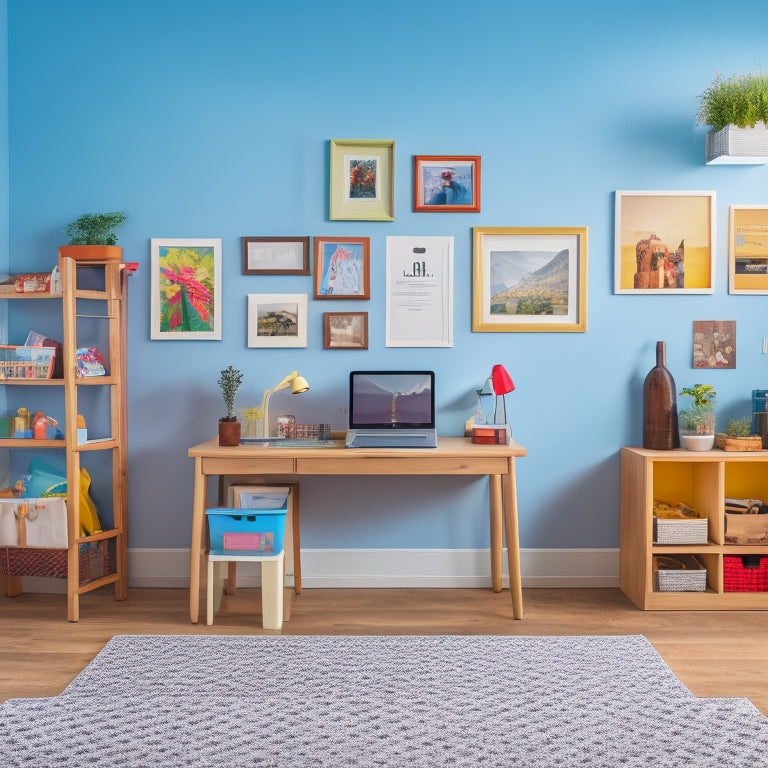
(242, 236), (310, 275)
(329, 139), (395, 221)
(314, 236), (370, 299)
(614, 190), (715, 294)
(728, 205), (768, 294)
(472, 227), (587, 333)
(323, 312), (368, 349)
(413, 155), (481, 212)
(247, 293), (308, 348)
(150, 238), (222, 340)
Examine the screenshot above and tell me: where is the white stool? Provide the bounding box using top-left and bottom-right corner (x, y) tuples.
(207, 550), (285, 629)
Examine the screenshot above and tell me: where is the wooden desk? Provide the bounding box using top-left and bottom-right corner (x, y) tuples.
(188, 437), (527, 622)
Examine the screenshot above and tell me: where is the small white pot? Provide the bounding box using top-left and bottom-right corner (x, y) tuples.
(682, 434), (715, 451)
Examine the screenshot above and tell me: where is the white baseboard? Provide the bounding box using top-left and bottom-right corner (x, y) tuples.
(123, 547), (619, 590)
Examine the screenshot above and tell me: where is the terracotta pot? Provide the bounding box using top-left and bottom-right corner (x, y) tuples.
(218, 420), (241, 446)
(58, 245), (123, 262)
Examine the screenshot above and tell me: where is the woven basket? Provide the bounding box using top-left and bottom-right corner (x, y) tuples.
(653, 554), (707, 592)
(653, 517), (708, 544)
(706, 123), (768, 164)
(724, 555), (768, 592)
(0, 540), (114, 585)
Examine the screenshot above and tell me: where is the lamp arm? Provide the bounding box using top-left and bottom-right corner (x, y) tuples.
(259, 371), (299, 438)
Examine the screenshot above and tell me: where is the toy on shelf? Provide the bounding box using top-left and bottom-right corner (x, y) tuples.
(76, 347), (106, 377)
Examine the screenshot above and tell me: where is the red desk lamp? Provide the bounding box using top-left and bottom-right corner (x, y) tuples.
(491, 364), (515, 425)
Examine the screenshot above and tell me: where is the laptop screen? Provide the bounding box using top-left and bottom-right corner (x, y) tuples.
(349, 371), (435, 430)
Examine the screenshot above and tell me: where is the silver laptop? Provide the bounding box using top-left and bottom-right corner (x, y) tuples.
(346, 370), (437, 448)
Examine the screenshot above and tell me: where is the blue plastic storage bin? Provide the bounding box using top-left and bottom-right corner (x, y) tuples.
(206, 507), (286, 556)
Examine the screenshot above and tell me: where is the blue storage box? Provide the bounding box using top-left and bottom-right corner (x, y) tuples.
(205, 507), (286, 556)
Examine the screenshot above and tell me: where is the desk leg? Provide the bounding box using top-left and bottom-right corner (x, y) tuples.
(502, 462), (524, 620)
(292, 484), (302, 594)
(489, 474), (503, 593)
(189, 456), (205, 623)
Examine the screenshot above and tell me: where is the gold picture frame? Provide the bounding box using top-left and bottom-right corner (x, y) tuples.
(329, 139), (395, 221)
(472, 227), (588, 333)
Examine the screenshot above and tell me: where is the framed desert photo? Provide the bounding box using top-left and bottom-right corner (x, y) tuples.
(729, 206), (768, 294)
(614, 190), (715, 294)
(329, 139), (395, 221)
(472, 227), (587, 333)
(413, 155), (481, 212)
(323, 312), (368, 349)
(242, 236), (310, 275)
(150, 238), (222, 340)
(314, 236), (370, 299)
(247, 293), (308, 348)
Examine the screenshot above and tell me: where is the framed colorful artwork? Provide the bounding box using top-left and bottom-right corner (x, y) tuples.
(150, 238), (222, 340)
(323, 312), (368, 349)
(413, 155), (481, 212)
(728, 206), (768, 294)
(314, 236), (370, 299)
(614, 191), (716, 294)
(242, 236), (310, 275)
(472, 227), (587, 333)
(247, 293), (308, 348)
(329, 139), (395, 221)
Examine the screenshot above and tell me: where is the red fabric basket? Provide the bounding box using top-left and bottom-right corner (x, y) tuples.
(723, 555), (768, 592)
(0, 541), (113, 585)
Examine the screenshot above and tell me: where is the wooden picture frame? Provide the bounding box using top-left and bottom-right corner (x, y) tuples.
(150, 238), (222, 340)
(329, 139), (395, 221)
(241, 237), (310, 275)
(472, 227), (587, 333)
(413, 155), (481, 212)
(314, 236), (370, 299)
(728, 205), (768, 294)
(614, 190), (716, 294)
(247, 293), (308, 348)
(323, 312), (368, 349)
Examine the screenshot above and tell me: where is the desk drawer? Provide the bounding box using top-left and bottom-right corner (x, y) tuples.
(201, 457), (295, 475)
(296, 457), (508, 475)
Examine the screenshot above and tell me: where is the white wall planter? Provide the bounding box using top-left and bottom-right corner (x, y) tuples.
(705, 122), (768, 164)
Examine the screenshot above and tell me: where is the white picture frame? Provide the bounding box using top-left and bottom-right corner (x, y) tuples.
(247, 293), (308, 348)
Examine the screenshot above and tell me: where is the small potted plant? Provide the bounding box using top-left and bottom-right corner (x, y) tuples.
(697, 71), (768, 164)
(59, 212), (127, 262)
(217, 365), (244, 446)
(714, 416), (763, 452)
(678, 384), (716, 451)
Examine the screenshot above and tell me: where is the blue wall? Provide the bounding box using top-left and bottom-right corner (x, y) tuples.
(5, 0), (768, 553)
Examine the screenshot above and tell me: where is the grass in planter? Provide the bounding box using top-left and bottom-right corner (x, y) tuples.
(697, 72), (768, 130)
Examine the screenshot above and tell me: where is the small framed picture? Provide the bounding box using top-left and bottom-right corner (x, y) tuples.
(329, 139), (395, 221)
(314, 236), (370, 299)
(614, 190), (716, 294)
(247, 293), (308, 348)
(728, 206), (768, 294)
(242, 237), (310, 275)
(150, 238), (222, 340)
(323, 312), (368, 349)
(413, 155), (481, 212)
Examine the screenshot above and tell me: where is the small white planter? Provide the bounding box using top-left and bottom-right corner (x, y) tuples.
(682, 433), (715, 451)
(706, 122), (768, 164)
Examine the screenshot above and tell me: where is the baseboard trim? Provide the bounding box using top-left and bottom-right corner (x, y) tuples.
(123, 547), (620, 590)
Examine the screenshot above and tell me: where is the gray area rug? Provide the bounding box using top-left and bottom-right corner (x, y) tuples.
(0, 634), (766, 767)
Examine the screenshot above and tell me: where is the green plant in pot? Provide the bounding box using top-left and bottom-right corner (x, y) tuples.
(679, 384), (716, 451)
(59, 211), (127, 262)
(697, 71), (768, 164)
(218, 365), (244, 446)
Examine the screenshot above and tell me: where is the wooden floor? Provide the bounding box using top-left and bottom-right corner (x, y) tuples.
(2, 586), (767, 716)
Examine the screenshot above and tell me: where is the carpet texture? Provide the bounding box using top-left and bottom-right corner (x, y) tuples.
(0, 634), (766, 767)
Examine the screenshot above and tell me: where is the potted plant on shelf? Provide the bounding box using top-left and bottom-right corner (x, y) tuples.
(697, 71), (768, 164)
(678, 384), (716, 451)
(714, 416), (763, 452)
(218, 365), (244, 446)
(59, 212), (127, 262)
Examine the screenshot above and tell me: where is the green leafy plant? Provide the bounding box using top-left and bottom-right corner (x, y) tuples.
(679, 384), (716, 434)
(218, 365), (244, 422)
(727, 417), (753, 437)
(697, 71), (768, 130)
(65, 212), (126, 245)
